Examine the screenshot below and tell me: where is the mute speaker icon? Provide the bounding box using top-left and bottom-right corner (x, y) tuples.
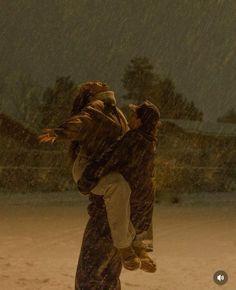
(217, 274), (224, 282)
(213, 270), (228, 285)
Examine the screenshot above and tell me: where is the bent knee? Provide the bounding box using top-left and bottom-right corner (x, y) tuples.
(107, 172), (130, 192)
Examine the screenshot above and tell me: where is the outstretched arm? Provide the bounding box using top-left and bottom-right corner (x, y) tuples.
(38, 111), (92, 144)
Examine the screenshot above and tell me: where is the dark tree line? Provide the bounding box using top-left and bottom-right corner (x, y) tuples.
(2, 57), (206, 132)
(4, 57), (236, 129)
(38, 57), (204, 130)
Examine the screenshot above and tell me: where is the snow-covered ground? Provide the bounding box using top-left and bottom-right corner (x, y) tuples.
(0, 192), (236, 290)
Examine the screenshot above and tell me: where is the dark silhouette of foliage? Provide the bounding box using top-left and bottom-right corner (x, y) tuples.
(121, 57), (203, 121)
(121, 57), (157, 103)
(39, 76), (76, 128)
(0, 73), (43, 129)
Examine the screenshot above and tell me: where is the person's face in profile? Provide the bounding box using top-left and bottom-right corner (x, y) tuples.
(128, 104), (142, 129)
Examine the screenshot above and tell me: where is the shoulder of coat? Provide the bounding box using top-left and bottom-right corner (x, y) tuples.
(87, 100), (105, 111)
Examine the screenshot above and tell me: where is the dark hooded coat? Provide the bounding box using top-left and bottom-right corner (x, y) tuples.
(53, 99), (128, 159)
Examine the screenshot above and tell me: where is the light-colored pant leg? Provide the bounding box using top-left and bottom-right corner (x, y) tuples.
(92, 172), (136, 249)
(72, 153), (88, 184)
(72, 153), (136, 249)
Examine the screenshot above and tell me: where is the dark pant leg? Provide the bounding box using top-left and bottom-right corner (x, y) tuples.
(75, 209), (122, 290)
(102, 247), (122, 290)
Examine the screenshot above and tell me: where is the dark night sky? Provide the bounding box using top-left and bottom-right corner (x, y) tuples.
(0, 0), (236, 121)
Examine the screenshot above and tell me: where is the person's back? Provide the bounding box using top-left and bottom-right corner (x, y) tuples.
(50, 94), (128, 158)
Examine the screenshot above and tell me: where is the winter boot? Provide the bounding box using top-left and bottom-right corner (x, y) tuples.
(118, 246), (141, 271)
(133, 246), (156, 273)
